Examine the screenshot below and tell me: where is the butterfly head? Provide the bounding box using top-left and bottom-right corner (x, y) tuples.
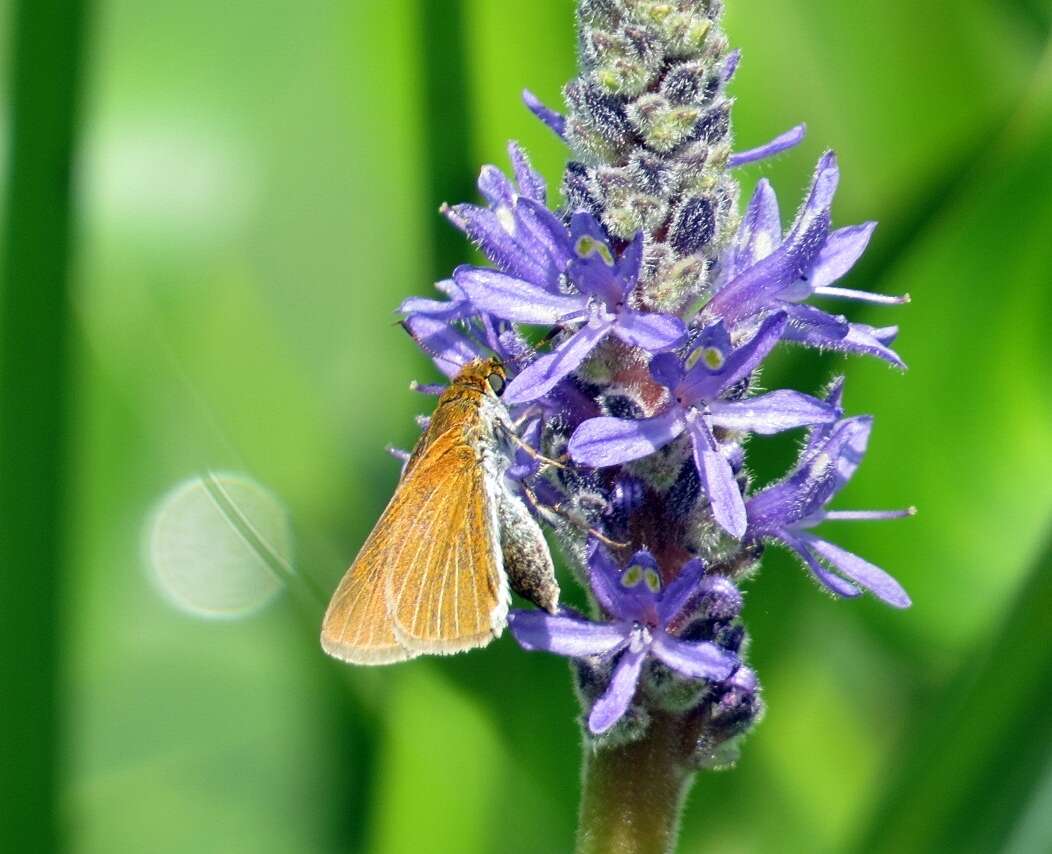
(454, 357), (507, 399)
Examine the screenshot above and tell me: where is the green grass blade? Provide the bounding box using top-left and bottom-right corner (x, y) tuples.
(0, 0), (88, 850)
(417, 0), (475, 279)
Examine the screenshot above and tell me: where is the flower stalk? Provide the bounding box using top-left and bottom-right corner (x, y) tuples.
(577, 711), (699, 854)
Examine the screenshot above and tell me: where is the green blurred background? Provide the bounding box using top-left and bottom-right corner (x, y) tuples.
(2, 1), (1051, 852)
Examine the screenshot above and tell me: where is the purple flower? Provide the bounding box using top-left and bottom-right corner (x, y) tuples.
(443, 142), (571, 292)
(703, 152), (908, 366)
(509, 545), (738, 734)
(568, 312), (837, 538)
(400, 277), (533, 379)
(745, 397), (913, 607)
(456, 214), (686, 404)
(400, 312), (482, 378)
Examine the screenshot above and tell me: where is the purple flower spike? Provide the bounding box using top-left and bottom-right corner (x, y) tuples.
(509, 544), (738, 734)
(382, 0), (913, 773)
(457, 217), (685, 404)
(569, 312), (836, 538)
(746, 411), (914, 607)
(729, 123), (806, 167)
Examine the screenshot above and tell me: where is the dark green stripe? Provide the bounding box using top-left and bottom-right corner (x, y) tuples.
(0, 1), (88, 851)
(417, 0), (475, 280)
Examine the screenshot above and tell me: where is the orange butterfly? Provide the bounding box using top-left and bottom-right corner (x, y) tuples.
(321, 358), (559, 664)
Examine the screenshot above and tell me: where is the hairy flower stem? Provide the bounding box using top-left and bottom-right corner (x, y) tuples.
(577, 712), (702, 854)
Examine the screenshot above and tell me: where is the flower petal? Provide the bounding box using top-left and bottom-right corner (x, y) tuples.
(568, 213), (625, 306)
(747, 416), (873, 531)
(652, 634), (737, 681)
(612, 310), (686, 351)
(616, 231), (645, 286)
(444, 204), (555, 287)
(678, 311), (787, 404)
(649, 352), (685, 389)
(729, 123), (806, 167)
(454, 267), (584, 325)
(508, 609), (629, 657)
(686, 416), (747, 538)
(785, 301), (850, 338)
(503, 322), (611, 404)
(523, 88), (567, 139)
(656, 558), (707, 626)
(705, 153), (838, 322)
(732, 179), (782, 273)
(398, 296), (460, 320)
(803, 535), (911, 608)
(794, 151), (841, 233)
(708, 389), (837, 435)
(775, 528), (861, 599)
(507, 141), (547, 204)
(808, 222), (876, 290)
(586, 540), (632, 621)
(569, 409), (686, 468)
(700, 449), (747, 539)
(401, 315), (481, 377)
(477, 164), (515, 208)
(828, 414), (872, 486)
(782, 306), (907, 368)
(516, 198), (573, 276)
(588, 646), (647, 734)
(838, 323), (907, 368)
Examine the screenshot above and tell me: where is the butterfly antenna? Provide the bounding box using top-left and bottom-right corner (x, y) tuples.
(399, 320), (465, 375)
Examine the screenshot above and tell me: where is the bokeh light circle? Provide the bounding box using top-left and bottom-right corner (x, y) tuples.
(147, 473), (292, 618)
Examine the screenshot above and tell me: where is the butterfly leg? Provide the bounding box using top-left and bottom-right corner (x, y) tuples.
(519, 483), (629, 550)
(502, 427), (568, 471)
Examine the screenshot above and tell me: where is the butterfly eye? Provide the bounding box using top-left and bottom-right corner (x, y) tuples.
(487, 373), (506, 397)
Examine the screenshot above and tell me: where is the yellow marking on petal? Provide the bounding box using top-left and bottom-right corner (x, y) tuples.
(622, 564), (644, 588)
(576, 235), (615, 266)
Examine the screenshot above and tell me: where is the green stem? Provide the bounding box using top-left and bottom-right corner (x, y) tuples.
(576, 712), (701, 854)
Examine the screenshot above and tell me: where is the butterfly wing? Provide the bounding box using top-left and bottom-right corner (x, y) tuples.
(320, 426), (506, 664)
(385, 438), (508, 654)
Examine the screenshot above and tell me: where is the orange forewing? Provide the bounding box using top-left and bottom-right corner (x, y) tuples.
(320, 424), (505, 665)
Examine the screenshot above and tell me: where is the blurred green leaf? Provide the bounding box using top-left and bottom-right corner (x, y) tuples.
(857, 528), (1052, 853)
(371, 665), (504, 854)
